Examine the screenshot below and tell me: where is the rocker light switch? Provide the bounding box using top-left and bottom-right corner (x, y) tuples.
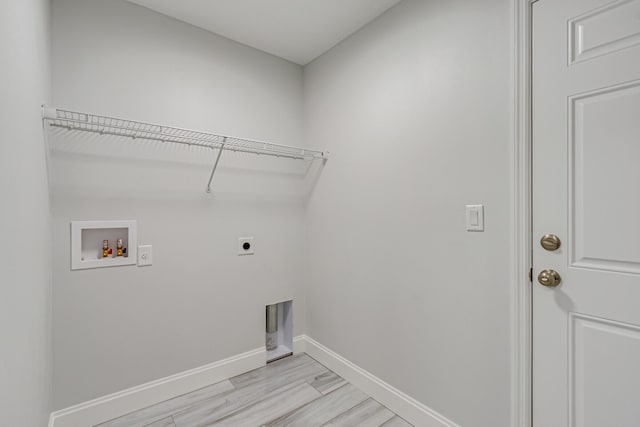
(466, 205), (484, 231)
(470, 210), (479, 226)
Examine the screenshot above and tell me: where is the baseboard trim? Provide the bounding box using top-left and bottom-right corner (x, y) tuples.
(293, 334), (306, 354)
(298, 335), (460, 427)
(50, 335), (457, 427)
(49, 346), (266, 427)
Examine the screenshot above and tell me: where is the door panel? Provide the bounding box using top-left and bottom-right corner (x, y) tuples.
(569, 0), (640, 64)
(570, 313), (640, 427)
(533, 0), (640, 425)
(570, 81), (640, 272)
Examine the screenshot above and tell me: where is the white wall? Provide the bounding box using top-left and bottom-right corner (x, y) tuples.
(51, 0), (515, 421)
(51, 0), (308, 409)
(0, 0), (53, 426)
(303, 1), (512, 426)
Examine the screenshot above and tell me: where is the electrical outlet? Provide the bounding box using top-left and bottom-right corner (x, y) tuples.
(138, 245), (153, 266)
(238, 237), (254, 255)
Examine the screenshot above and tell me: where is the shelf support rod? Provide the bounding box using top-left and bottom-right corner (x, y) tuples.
(206, 137), (226, 193)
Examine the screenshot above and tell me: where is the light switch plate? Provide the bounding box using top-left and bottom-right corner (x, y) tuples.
(466, 205), (484, 231)
(138, 245), (153, 266)
(238, 237), (254, 255)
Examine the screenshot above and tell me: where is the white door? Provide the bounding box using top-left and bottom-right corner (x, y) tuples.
(533, 0), (640, 425)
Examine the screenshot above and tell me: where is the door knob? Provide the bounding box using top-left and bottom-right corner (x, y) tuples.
(540, 234), (561, 251)
(538, 269), (561, 287)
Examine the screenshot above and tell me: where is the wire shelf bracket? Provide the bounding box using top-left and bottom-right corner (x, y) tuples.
(207, 137), (226, 193)
(41, 106), (329, 193)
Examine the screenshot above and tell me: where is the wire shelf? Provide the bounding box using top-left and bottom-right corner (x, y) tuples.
(42, 107), (328, 161)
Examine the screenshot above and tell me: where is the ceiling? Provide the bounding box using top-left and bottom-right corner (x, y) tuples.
(126, 0), (403, 65)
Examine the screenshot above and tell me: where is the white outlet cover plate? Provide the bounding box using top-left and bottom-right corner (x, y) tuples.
(238, 237), (254, 255)
(138, 245), (153, 266)
(466, 205), (484, 231)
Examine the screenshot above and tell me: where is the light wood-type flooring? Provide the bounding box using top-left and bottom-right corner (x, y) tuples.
(96, 353), (413, 427)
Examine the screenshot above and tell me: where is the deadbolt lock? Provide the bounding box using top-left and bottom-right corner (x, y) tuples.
(538, 269), (561, 287)
(540, 234), (561, 251)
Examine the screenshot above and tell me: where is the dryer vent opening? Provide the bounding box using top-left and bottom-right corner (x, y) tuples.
(265, 300), (293, 363)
